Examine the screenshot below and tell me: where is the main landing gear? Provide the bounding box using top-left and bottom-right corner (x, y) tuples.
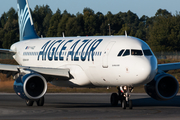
(25, 96), (45, 106)
(110, 86), (133, 109)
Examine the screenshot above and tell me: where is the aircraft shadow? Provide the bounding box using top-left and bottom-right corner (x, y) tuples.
(132, 96), (180, 107)
(49, 96), (180, 108)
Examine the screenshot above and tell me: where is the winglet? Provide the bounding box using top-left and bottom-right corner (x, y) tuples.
(17, 0), (39, 41)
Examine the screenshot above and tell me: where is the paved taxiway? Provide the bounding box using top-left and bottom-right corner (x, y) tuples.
(0, 93), (180, 120)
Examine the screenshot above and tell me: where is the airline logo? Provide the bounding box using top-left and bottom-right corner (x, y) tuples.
(37, 39), (103, 61)
(17, 3), (30, 41)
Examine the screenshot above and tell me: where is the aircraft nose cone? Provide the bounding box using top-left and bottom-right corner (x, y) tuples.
(135, 57), (157, 84)
(138, 59), (151, 77)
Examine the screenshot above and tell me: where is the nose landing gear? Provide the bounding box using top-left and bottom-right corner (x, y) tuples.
(110, 86), (133, 109)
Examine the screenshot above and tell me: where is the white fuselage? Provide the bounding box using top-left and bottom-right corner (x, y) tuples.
(10, 36), (158, 87)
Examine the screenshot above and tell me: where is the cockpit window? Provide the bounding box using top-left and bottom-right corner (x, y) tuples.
(123, 49), (130, 56)
(143, 49), (153, 56)
(117, 49), (125, 56)
(131, 49), (143, 56)
(118, 49), (149, 57)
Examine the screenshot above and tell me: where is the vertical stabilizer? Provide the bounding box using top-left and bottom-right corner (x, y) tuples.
(17, 0), (39, 41)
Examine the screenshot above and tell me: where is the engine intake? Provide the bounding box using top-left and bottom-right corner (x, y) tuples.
(144, 73), (179, 101)
(14, 73), (47, 100)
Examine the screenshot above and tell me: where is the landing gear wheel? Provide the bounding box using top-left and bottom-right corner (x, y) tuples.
(121, 100), (126, 109)
(25, 100), (34, 106)
(110, 86), (134, 109)
(36, 96), (44, 106)
(110, 93), (118, 106)
(129, 100), (133, 109)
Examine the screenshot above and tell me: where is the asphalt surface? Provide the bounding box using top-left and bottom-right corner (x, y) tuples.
(0, 93), (180, 120)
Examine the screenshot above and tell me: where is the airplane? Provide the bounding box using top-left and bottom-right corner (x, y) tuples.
(0, 0), (179, 109)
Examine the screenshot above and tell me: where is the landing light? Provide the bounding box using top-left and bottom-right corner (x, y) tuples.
(123, 86), (127, 91)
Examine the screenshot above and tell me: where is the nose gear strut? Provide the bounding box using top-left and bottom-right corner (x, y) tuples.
(110, 86), (133, 109)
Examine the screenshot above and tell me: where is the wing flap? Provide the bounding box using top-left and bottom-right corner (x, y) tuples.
(158, 62), (180, 72)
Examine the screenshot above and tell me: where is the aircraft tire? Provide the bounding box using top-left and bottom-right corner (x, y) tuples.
(36, 96), (44, 106)
(129, 100), (133, 109)
(121, 100), (126, 109)
(25, 100), (34, 106)
(110, 93), (118, 106)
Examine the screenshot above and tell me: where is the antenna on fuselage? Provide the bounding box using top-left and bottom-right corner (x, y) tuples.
(125, 30), (127, 37)
(62, 32), (65, 38)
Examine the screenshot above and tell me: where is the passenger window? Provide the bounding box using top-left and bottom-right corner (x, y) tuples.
(143, 49), (153, 56)
(117, 49), (124, 56)
(131, 49), (143, 56)
(123, 49), (130, 56)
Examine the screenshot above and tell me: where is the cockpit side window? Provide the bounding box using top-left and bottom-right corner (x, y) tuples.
(143, 49), (153, 56)
(117, 49), (125, 56)
(131, 49), (143, 56)
(123, 49), (130, 56)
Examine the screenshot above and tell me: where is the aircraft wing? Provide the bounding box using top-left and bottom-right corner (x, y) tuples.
(0, 64), (70, 80)
(0, 64), (19, 78)
(0, 48), (15, 53)
(158, 62), (180, 72)
(23, 66), (70, 78)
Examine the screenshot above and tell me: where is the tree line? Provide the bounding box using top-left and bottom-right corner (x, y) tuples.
(0, 5), (180, 52)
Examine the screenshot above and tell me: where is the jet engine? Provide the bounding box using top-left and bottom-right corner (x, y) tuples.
(144, 73), (179, 101)
(14, 73), (47, 100)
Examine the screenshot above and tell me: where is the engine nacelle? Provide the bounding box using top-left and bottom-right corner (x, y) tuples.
(144, 73), (179, 101)
(14, 73), (47, 100)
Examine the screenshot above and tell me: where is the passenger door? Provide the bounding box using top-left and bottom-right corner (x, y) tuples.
(102, 41), (116, 68)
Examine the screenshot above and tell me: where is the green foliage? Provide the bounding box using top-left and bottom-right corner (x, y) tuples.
(83, 8), (97, 36)
(147, 9), (180, 52)
(32, 5), (53, 36)
(0, 8), (18, 49)
(47, 9), (61, 37)
(1, 6), (180, 52)
(57, 10), (71, 37)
